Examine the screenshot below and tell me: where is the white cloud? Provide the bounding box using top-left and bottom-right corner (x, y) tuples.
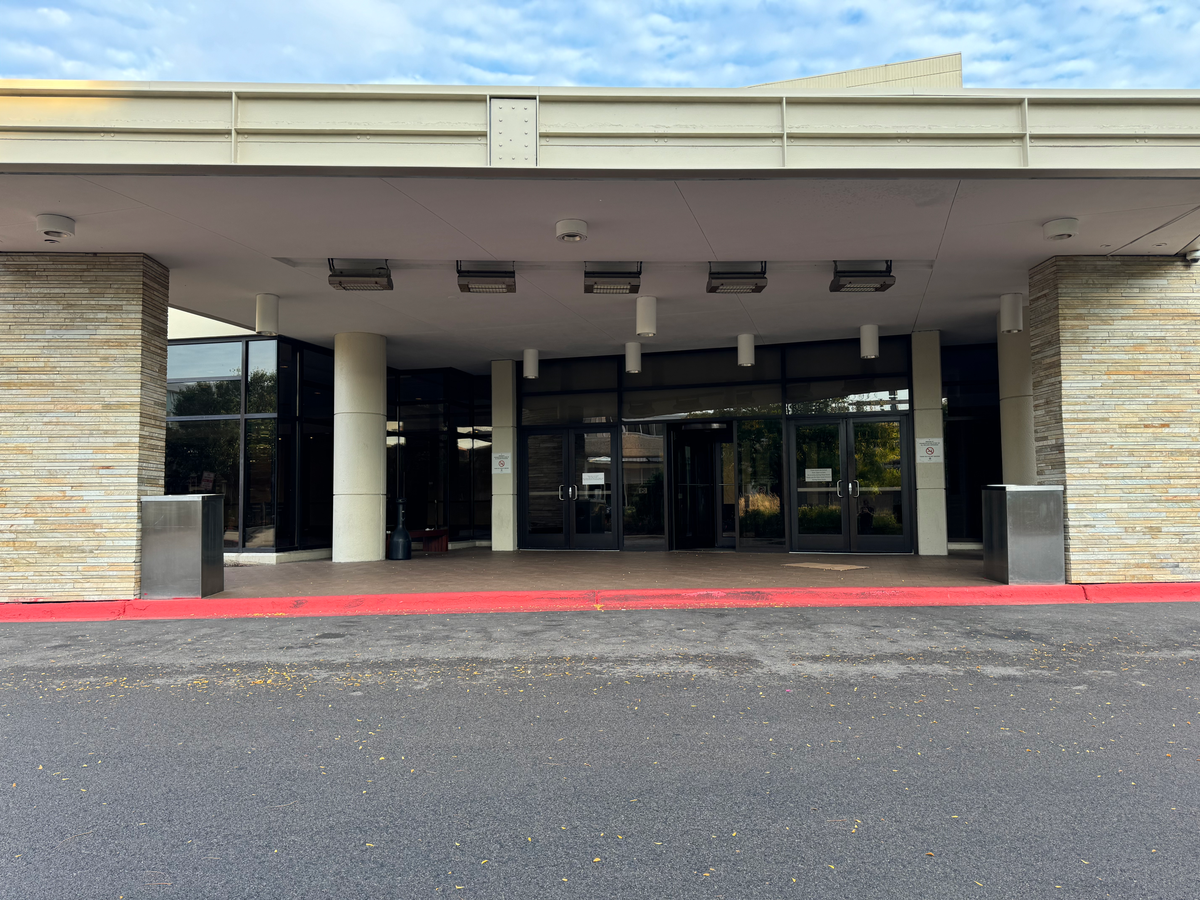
(0, 0), (1196, 89)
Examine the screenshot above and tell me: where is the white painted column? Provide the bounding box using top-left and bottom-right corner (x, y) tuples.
(332, 332), (387, 562)
(911, 331), (948, 555)
(490, 359), (518, 551)
(997, 317), (1037, 484)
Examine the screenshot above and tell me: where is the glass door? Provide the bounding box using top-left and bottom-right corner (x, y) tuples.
(520, 428), (617, 549)
(791, 416), (911, 553)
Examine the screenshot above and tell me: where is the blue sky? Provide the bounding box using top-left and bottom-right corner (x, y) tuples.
(1, 0), (1197, 88)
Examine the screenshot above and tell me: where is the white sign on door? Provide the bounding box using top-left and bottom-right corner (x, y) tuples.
(916, 438), (944, 463)
(581, 472), (605, 485)
(804, 468), (833, 482)
(491, 452), (512, 474)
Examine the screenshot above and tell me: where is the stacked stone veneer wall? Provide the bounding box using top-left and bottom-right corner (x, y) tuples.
(0, 254), (168, 601)
(1030, 256), (1200, 583)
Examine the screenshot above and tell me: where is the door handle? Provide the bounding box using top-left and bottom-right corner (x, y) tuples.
(568, 484), (578, 500)
(558, 485), (565, 501)
(835, 480), (843, 498)
(850, 480), (861, 497)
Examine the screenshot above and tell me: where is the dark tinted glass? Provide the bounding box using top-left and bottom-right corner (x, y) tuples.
(521, 392), (617, 425)
(785, 376), (910, 415)
(622, 384), (781, 421)
(398, 404), (446, 432)
(622, 424), (665, 549)
(275, 420), (296, 549)
(623, 346), (780, 388)
(167, 342), (242, 380)
(246, 340), (277, 414)
(165, 419), (240, 548)
(785, 337), (908, 379)
(277, 341), (297, 418)
(244, 419), (276, 548)
(401, 433), (446, 531)
(399, 372), (444, 403)
(299, 418), (333, 548)
(737, 419), (785, 550)
(167, 380), (241, 417)
(522, 356), (619, 393)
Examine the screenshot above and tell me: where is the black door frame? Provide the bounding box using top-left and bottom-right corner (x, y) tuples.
(518, 426), (620, 550)
(786, 413), (914, 553)
(666, 422), (736, 551)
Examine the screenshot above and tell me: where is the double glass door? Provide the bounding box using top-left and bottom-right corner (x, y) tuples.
(792, 417), (911, 552)
(522, 428), (616, 549)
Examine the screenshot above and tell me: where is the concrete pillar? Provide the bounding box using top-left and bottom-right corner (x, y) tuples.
(0, 253), (168, 601)
(490, 359), (518, 551)
(997, 315), (1036, 484)
(332, 332), (386, 562)
(911, 330), (947, 555)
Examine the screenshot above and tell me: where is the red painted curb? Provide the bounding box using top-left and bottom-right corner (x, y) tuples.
(2, 583), (1197, 623)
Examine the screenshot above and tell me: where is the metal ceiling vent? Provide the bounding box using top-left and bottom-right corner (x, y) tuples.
(707, 262), (767, 294)
(830, 260), (895, 293)
(328, 258), (393, 291)
(584, 261), (642, 294)
(457, 261), (517, 294)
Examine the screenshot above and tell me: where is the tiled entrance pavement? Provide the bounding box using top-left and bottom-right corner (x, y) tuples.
(218, 548), (993, 598)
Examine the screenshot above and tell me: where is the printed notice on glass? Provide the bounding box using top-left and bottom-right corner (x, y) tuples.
(581, 472), (605, 485)
(491, 453), (512, 475)
(916, 438), (944, 463)
(804, 468), (833, 482)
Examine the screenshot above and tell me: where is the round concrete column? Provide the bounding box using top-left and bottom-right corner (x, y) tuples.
(333, 332), (387, 562)
(997, 319), (1036, 484)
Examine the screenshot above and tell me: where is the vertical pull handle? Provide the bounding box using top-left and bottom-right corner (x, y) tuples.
(835, 479), (843, 498)
(568, 484), (578, 500)
(851, 480), (861, 497)
(558, 485), (565, 501)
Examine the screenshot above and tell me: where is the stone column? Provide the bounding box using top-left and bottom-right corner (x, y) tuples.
(997, 316), (1037, 484)
(332, 332), (387, 562)
(0, 253), (168, 601)
(911, 330), (947, 555)
(490, 359), (518, 551)
(1030, 256), (1200, 583)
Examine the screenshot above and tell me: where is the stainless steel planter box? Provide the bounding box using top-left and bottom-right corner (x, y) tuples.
(141, 495), (224, 598)
(982, 485), (1065, 585)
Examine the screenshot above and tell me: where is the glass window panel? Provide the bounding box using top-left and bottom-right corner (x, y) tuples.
(785, 376), (910, 415)
(623, 346), (780, 389)
(521, 392), (617, 425)
(399, 372), (444, 403)
(246, 340), (277, 414)
(277, 341), (297, 419)
(526, 433), (565, 535)
(167, 342), (242, 380)
(299, 419), (333, 548)
(522, 357), (619, 393)
(397, 404), (446, 432)
(622, 384), (781, 422)
(275, 420), (296, 549)
(795, 422), (844, 535)
(785, 336), (908, 379)
(737, 419), (785, 549)
(244, 419), (276, 548)
(401, 433), (446, 531)
(573, 431), (613, 538)
(301, 348), (334, 419)
(621, 425), (665, 549)
(853, 420), (904, 536)
(166, 381), (241, 417)
(165, 420), (240, 548)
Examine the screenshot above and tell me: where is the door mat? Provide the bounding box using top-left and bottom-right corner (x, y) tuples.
(785, 562), (868, 571)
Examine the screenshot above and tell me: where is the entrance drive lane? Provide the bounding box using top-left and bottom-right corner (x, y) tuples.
(2, 604), (1196, 899)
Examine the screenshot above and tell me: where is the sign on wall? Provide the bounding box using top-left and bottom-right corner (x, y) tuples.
(804, 468), (833, 482)
(915, 438), (944, 463)
(581, 472), (605, 485)
(491, 453), (512, 474)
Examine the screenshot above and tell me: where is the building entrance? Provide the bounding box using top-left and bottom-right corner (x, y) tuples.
(669, 424), (736, 550)
(520, 428), (617, 549)
(791, 416), (912, 553)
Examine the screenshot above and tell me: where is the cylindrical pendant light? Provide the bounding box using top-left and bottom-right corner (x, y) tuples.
(255, 293), (279, 336)
(860, 323), (879, 359)
(636, 296), (657, 337)
(625, 341), (642, 374)
(1000, 293), (1024, 334)
(522, 348), (539, 379)
(737, 333), (755, 367)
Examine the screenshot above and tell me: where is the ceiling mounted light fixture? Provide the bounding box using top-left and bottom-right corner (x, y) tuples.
(860, 324), (880, 359)
(830, 261), (895, 293)
(523, 348), (539, 379)
(36, 214), (75, 243)
(328, 258), (393, 291)
(556, 219), (588, 242)
(1043, 218), (1079, 241)
(255, 293), (279, 336)
(625, 341), (642, 374)
(636, 296), (657, 337)
(737, 333), (756, 367)
(584, 261), (641, 294)
(707, 261), (767, 294)
(457, 261), (517, 294)
(999, 293), (1024, 334)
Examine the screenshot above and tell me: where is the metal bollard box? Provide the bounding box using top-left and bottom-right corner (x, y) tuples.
(141, 495), (225, 598)
(982, 485), (1065, 585)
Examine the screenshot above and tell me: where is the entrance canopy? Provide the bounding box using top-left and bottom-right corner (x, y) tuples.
(2, 74), (1199, 371)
